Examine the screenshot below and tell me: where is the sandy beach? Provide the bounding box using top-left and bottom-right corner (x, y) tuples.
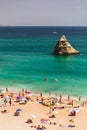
(0, 89), (87, 130)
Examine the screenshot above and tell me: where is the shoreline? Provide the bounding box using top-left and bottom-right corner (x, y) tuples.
(1, 87), (87, 102)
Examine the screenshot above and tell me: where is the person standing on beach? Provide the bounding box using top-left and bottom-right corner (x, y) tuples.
(4, 98), (7, 106)
(68, 95), (70, 101)
(79, 96), (81, 101)
(6, 88), (8, 92)
(19, 91), (21, 97)
(72, 100), (74, 107)
(49, 92), (51, 97)
(9, 98), (12, 106)
(59, 94), (62, 104)
(22, 88), (25, 97)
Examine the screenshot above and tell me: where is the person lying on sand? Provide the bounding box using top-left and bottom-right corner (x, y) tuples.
(48, 114), (56, 118)
(25, 119), (33, 124)
(37, 125), (46, 130)
(1, 110), (8, 113)
(14, 111), (20, 116)
(49, 122), (57, 125)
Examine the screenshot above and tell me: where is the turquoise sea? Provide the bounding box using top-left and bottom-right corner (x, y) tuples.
(0, 26), (87, 97)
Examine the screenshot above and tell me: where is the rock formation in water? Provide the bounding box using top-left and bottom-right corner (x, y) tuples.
(54, 35), (80, 55)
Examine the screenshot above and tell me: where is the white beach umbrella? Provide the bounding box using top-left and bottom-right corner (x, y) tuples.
(29, 115), (36, 119)
(55, 102), (59, 106)
(22, 98), (27, 101)
(52, 110), (58, 114)
(69, 108), (80, 113)
(26, 92), (33, 97)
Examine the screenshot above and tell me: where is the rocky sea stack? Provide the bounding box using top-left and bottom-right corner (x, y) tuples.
(54, 35), (80, 55)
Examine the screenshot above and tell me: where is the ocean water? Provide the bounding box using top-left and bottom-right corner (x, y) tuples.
(0, 26), (87, 97)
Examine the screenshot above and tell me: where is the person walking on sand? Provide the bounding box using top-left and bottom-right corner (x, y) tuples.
(6, 88), (8, 92)
(79, 96), (81, 101)
(59, 94), (62, 104)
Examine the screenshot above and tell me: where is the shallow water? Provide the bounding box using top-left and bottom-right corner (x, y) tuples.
(0, 26), (87, 97)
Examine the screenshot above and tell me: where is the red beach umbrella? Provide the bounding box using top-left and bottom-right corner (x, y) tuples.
(27, 92), (31, 94)
(27, 92), (33, 97)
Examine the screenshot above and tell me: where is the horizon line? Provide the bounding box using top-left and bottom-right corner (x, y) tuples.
(0, 25), (87, 27)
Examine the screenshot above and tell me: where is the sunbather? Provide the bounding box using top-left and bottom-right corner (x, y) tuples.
(25, 119), (33, 124)
(69, 110), (76, 116)
(1, 110), (8, 113)
(14, 111), (20, 116)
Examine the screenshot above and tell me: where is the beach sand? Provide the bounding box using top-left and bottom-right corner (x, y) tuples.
(0, 89), (87, 130)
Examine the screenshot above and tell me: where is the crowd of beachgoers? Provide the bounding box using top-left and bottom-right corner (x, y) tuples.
(0, 88), (87, 130)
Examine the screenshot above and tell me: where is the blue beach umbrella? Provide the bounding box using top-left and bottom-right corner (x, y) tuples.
(16, 108), (22, 112)
(0, 100), (4, 103)
(22, 98), (27, 102)
(0, 89), (5, 94)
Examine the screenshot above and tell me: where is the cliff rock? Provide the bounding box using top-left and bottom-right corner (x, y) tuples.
(54, 35), (80, 55)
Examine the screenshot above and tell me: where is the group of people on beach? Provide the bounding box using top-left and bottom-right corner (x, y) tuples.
(0, 87), (87, 130)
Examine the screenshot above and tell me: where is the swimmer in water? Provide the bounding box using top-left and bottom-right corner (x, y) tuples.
(45, 77), (48, 81)
(54, 78), (58, 82)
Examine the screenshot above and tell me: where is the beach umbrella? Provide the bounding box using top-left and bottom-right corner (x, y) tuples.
(69, 108), (80, 113)
(22, 98), (27, 101)
(16, 96), (22, 100)
(16, 108), (22, 112)
(55, 103), (59, 106)
(22, 98), (28, 103)
(27, 92), (33, 97)
(52, 110), (58, 114)
(29, 115), (36, 119)
(0, 100), (3, 103)
(27, 92), (31, 94)
(4, 96), (10, 101)
(77, 100), (82, 105)
(0, 89), (5, 94)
